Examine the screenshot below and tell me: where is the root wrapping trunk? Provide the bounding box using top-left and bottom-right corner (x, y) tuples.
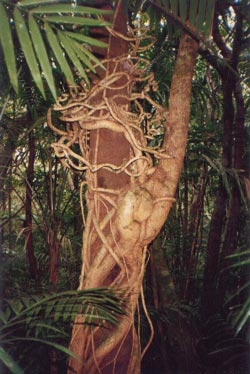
(48, 9), (198, 371)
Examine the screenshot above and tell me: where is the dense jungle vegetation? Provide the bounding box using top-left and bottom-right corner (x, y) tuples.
(0, 0), (249, 373)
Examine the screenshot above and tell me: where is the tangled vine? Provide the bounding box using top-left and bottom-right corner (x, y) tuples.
(47, 34), (171, 180)
(47, 30), (174, 373)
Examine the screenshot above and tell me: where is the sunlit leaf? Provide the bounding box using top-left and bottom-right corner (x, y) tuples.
(46, 15), (111, 27)
(69, 40), (97, 73)
(28, 14), (57, 100)
(57, 31), (89, 83)
(202, 154), (220, 172)
(226, 258), (250, 268)
(0, 347), (23, 374)
(44, 22), (74, 84)
(31, 322), (68, 336)
(157, 0), (215, 36)
(79, 45), (105, 69)
(0, 309), (8, 324)
(227, 249), (250, 259)
(65, 31), (108, 48)
(6, 299), (23, 316)
(233, 298), (250, 334)
(14, 8), (45, 98)
(18, 0), (62, 6)
(225, 280), (250, 304)
(0, 4), (18, 93)
(203, 0), (215, 37)
(29, 4), (113, 15)
(196, 0), (206, 33)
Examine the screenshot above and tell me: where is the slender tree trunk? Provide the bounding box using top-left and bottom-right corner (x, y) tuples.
(146, 239), (201, 374)
(0, 113), (32, 247)
(145, 242), (176, 373)
(183, 156), (189, 237)
(25, 132), (39, 282)
(0, 144), (13, 249)
(46, 156), (61, 289)
(202, 6), (245, 317)
(202, 74), (233, 315)
(48, 229), (61, 288)
(218, 71), (245, 304)
(183, 164), (207, 300)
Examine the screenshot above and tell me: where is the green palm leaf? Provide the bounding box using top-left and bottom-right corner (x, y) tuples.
(169, 0), (178, 15)
(78, 44), (104, 69)
(44, 22), (75, 85)
(5, 337), (80, 360)
(203, 0), (215, 37)
(179, 0), (187, 22)
(46, 15), (110, 27)
(28, 4), (113, 15)
(0, 288), (125, 371)
(0, 2), (111, 99)
(0, 4), (18, 93)
(196, 0), (206, 33)
(1, 288), (125, 326)
(189, 0), (199, 28)
(153, 0), (215, 37)
(70, 40), (97, 73)
(0, 347), (23, 374)
(13, 8), (45, 98)
(28, 14), (57, 100)
(17, 0), (62, 5)
(65, 31), (108, 48)
(57, 31), (89, 83)
(233, 298), (250, 335)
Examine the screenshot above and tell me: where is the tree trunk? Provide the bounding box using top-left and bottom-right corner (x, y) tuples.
(183, 163), (207, 300)
(142, 242), (176, 373)
(202, 5), (245, 317)
(62, 21), (198, 371)
(25, 132), (39, 282)
(47, 2), (198, 370)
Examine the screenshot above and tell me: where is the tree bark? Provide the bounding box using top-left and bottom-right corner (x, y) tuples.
(25, 132), (39, 282)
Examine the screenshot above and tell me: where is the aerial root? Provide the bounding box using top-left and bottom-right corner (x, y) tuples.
(48, 43), (171, 181)
(51, 28), (175, 373)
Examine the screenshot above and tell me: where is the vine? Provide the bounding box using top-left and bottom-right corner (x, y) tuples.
(48, 29), (175, 373)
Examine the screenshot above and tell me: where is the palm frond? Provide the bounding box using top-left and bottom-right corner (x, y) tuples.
(1, 287), (125, 327)
(225, 249), (250, 336)
(0, 4), (18, 94)
(198, 315), (249, 371)
(0, 1), (113, 100)
(14, 7), (46, 99)
(0, 347), (23, 374)
(28, 14), (57, 99)
(0, 287), (126, 373)
(147, 0), (215, 37)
